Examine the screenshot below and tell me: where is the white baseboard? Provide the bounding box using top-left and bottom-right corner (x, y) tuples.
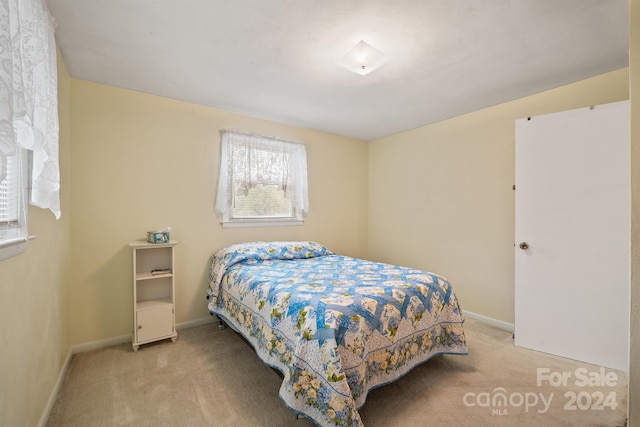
(37, 350), (72, 427)
(71, 333), (132, 354)
(463, 309), (515, 332)
(176, 316), (216, 330)
(68, 317), (217, 354)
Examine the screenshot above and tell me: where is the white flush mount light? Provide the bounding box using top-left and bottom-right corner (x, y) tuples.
(336, 40), (390, 76)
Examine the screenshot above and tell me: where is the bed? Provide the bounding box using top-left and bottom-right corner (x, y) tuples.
(207, 241), (467, 426)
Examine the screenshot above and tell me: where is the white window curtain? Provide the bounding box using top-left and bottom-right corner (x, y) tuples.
(215, 130), (308, 221)
(0, 0), (60, 219)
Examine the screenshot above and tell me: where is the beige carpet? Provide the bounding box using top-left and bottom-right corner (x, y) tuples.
(47, 318), (627, 426)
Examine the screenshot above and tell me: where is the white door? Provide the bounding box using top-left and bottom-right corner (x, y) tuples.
(514, 101), (629, 371)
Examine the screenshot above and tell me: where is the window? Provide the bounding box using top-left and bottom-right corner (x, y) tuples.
(215, 130), (309, 227)
(0, 149), (28, 258)
(0, 155), (20, 228)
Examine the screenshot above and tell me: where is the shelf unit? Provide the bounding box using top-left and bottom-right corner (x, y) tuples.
(129, 240), (178, 351)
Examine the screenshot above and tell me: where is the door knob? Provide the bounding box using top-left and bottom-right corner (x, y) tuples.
(519, 242), (529, 250)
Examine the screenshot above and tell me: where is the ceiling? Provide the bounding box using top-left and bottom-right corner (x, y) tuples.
(48, 1), (629, 141)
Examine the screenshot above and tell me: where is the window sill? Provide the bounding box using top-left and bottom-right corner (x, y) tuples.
(0, 235), (35, 261)
(220, 219), (303, 228)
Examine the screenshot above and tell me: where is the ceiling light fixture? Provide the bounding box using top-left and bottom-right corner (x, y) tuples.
(336, 40), (390, 76)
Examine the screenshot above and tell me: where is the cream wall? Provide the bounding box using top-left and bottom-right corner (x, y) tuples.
(368, 68), (629, 324)
(0, 52), (72, 427)
(69, 80), (368, 346)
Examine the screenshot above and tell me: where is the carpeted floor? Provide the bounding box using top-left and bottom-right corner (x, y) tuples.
(46, 318), (627, 426)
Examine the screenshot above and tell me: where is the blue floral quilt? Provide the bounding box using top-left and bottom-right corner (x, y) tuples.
(207, 241), (467, 426)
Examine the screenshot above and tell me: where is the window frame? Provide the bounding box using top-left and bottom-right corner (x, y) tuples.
(216, 131), (308, 228)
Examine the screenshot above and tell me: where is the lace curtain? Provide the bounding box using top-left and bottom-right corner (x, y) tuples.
(215, 130), (308, 220)
(0, 0), (60, 219)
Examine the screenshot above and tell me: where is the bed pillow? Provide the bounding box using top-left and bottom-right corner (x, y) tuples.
(208, 241), (332, 300)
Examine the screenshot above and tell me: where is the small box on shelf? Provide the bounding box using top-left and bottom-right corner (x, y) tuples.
(147, 231), (170, 244)
(151, 268), (172, 276)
